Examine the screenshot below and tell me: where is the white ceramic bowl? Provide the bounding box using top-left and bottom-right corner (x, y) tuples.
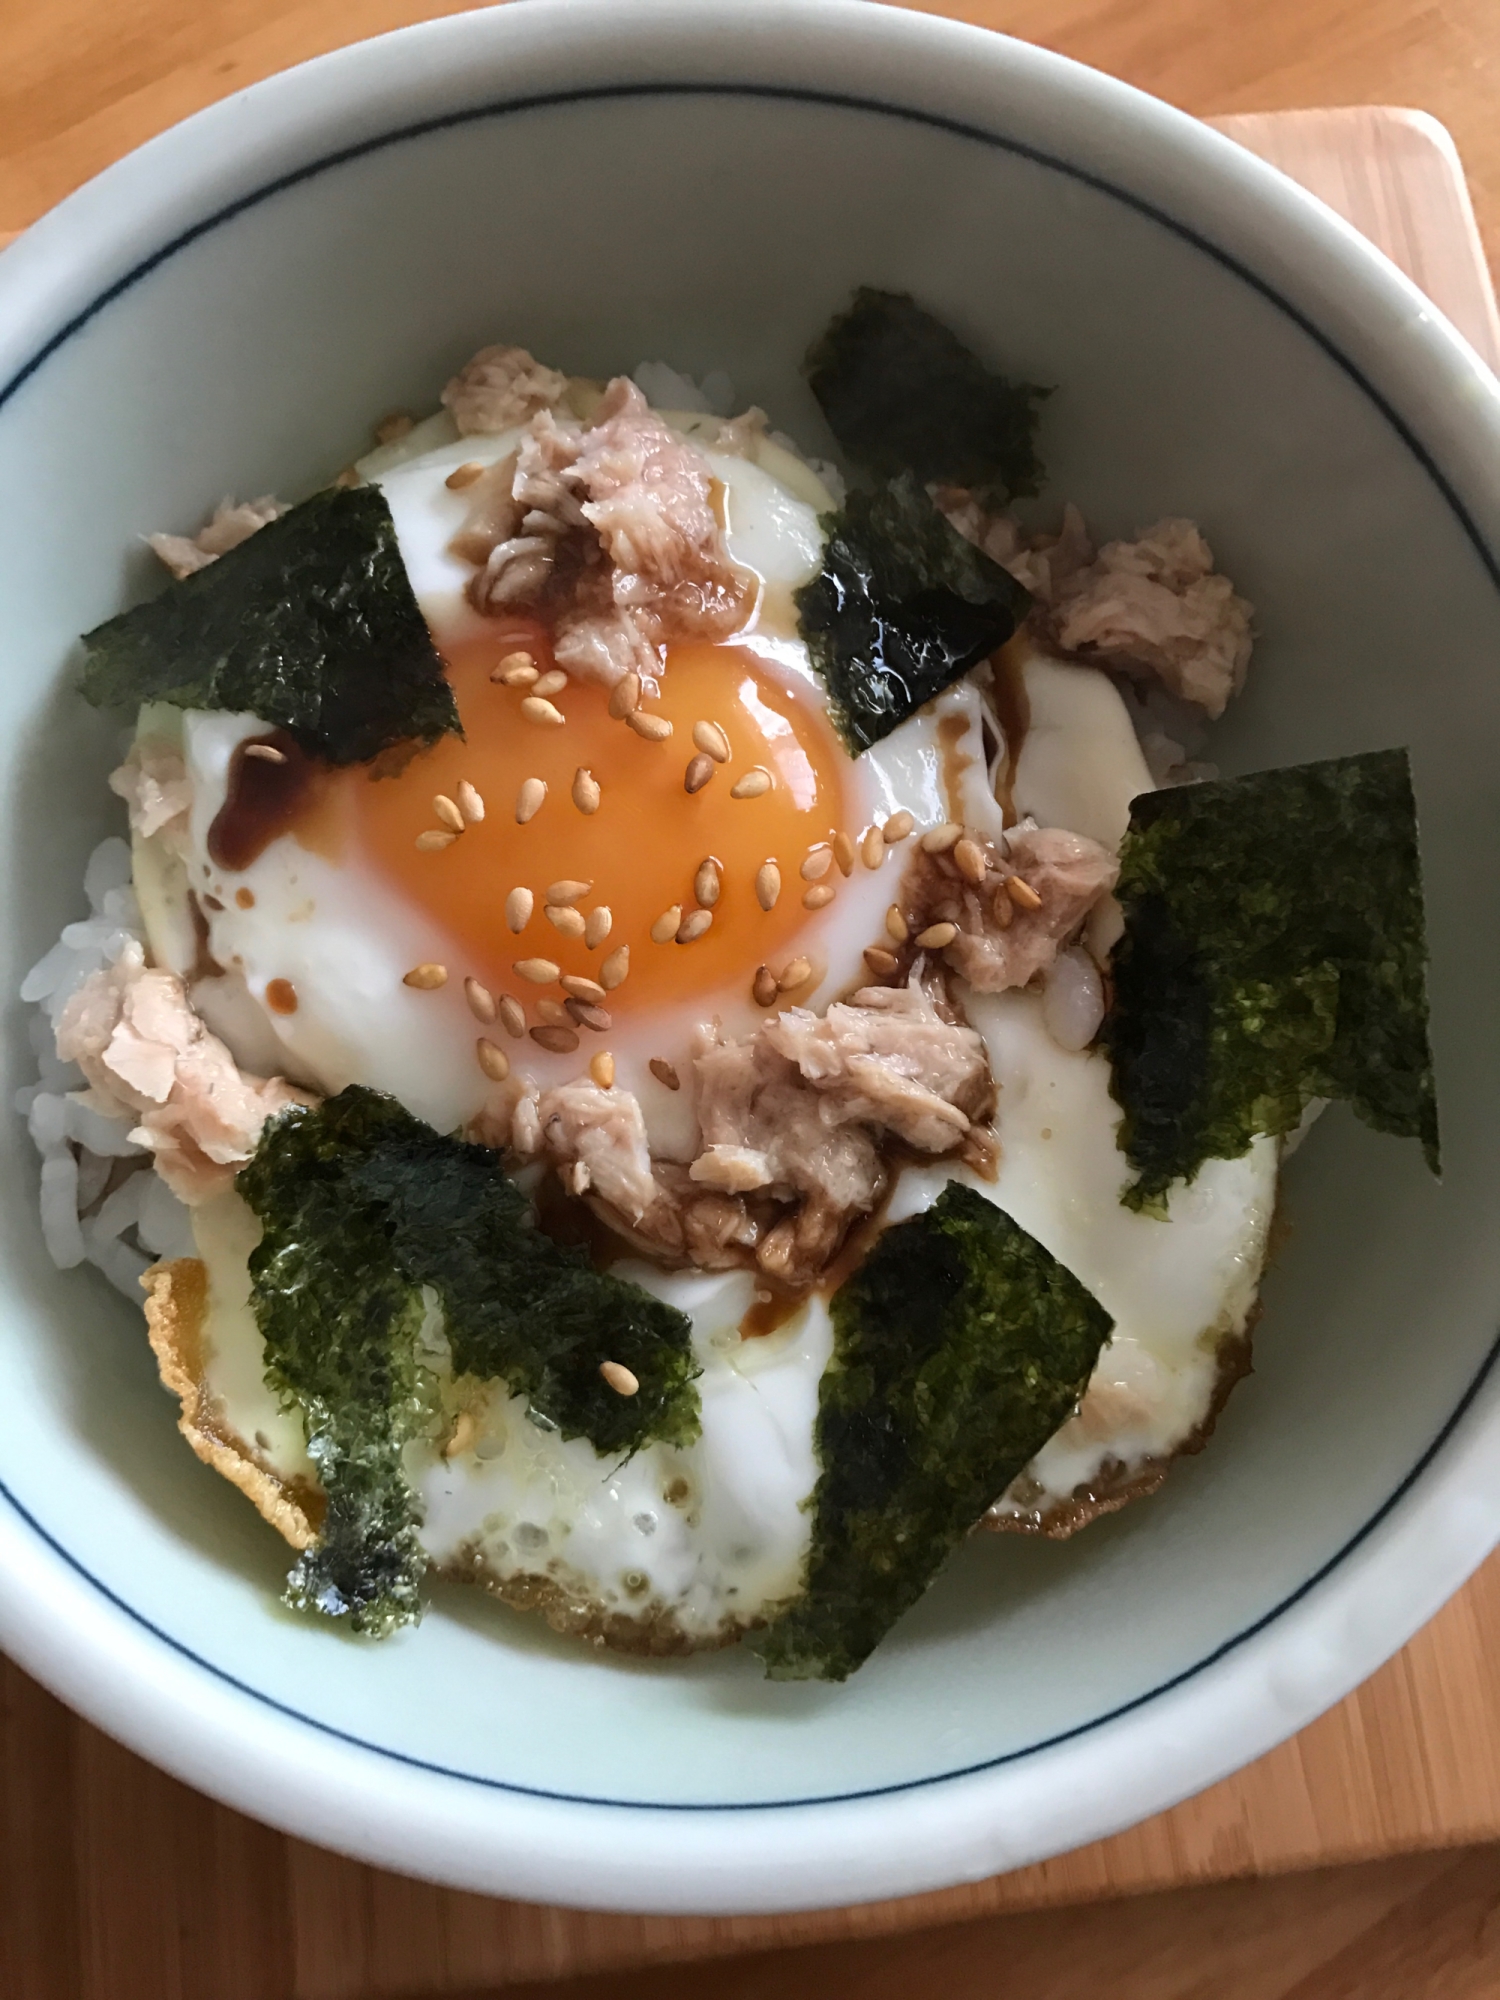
(3, 0), (1500, 1916)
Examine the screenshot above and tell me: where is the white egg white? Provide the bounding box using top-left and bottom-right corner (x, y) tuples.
(885, 989), (1276, 1516)
(186, 1187), (831, 1641)
(142, 392), (1282, 1641)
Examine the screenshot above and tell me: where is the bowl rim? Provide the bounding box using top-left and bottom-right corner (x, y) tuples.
(2, 0), (1500, 1914)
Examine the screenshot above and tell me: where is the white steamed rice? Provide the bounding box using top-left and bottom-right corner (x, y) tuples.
(17, 835), (194, 1300)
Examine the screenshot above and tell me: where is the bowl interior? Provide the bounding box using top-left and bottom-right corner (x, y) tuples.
(2, 78), (1499, 1816)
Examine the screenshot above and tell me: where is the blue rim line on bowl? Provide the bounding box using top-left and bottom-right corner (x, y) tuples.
(2, 1330), (1496, 1811)
(4, 80), (1495, 1814)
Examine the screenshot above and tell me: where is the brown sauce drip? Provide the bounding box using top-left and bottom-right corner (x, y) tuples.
(265, 978), (298, 1016)
(735, 1137), (958, 1340)
(208, 731), (327, 872)
(937, 710), (973, 826)
(987, 639), (1031, 826)
(739, 1280), (803, 1340)
(532, 1172), (632, 1271)
(184, 891), (222, 984)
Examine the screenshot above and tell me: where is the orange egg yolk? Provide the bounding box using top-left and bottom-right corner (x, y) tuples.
(324, 622), (854, 1022)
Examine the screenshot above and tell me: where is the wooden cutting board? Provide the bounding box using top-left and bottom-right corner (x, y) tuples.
(2, 100), (1500, 2000)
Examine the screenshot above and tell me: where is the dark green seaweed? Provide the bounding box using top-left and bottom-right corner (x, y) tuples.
(80, 486), (459, 764)
(1103, 750), (1440, 1213)
(755, 1184), (1112, 1682)
(805, 287), (1049, 502)
(794, 473), (1031, 752)
(240, 1087), (700, 1636)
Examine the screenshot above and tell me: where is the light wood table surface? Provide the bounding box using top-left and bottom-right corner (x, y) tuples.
(5, 5), (1500, 1997)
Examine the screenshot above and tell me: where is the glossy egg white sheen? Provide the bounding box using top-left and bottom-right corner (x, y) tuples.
(153, 403), (1276, 1632)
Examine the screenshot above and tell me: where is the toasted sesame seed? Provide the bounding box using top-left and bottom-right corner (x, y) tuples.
(476, 1038), (510, 1082)
(505, 886), (534, 933)
(649, 1059), (681, 1091)
(536, 998), (571, 1027)
(415, 829), (457, 852)
(446, 460), (485, 489)
(922, 822), (964, 854)
(333, 464), (362, 489)
(572, 767), (601, 815)
(374, 411), (414, 444)
(566, 999), (612, 1033)
(650, 904), (683, 944)
(915, 921), (958, 949)
(684, 752), (715, 794)
(433, 793), (465, 834)
(627, 710), (673, 741)
(545, 879), (592, 907)
(590, 1051), (616, 1089)
(954, 837), (988, 885)
(516, 777), (547, 823)
(692, 719), (731, 763)
(608, 673), (642, 719)
(534, 669), (569, 700)
(600, 945), (630, 989)
(444, 1409), (478, 1458)
(677, 908), (713, 943)
(403, 962), (447, 989)
(800, 847), (833, 881)
(243, 743), (287, 764)
(863, 945), (900, 977)
(992, 884), (1015, 930)
(803, 882), (836, 911)
(585, 905), (613, 948)
(545, 905), (586, 939)
(1006, 875), (1043, 911)
(755, 861), (782, 911)
(465, 977), (498, 1023)
(832, 831), (856, 877)
(861, 825), (885, 870)
(514, 957), (560, 984)
(560, 974), (607, 1004)
(883, 810), (915, 844)
(752, 965), (779, 1007)
(778, 956), (813, 992)
(730, 767), (772, 800)
(521, 695), (565, 727)
(695, 858), (722, 908)
(886, 904), (910, 944)
(494, 653), (538, 687)
(456, 780), (485, 825)
(600, 1360), (639, 1396)
(530, 1024), (580, 1054)
(498, 995), (527, 1037)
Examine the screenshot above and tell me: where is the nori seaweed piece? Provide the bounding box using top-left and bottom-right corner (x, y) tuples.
(805, 287), (1049, 502)
(80, 486), (460, 765)
(794, 472), (1031, 753)
(240, 1087), (700, 1636)
(1102, 749), (1440, 1213)
(755, 1184), (1112, 1682)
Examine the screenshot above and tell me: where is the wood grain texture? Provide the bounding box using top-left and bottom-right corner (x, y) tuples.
(490, 1845), (1500, 2000)
(1213, 105), (1500, 366)
(3, 5), (1500, 1996)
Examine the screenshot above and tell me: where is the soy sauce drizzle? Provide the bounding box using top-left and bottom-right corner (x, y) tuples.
(208, 730), (324, 871)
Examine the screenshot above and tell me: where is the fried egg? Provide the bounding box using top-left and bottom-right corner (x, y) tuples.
(135, 414), (997, 1154)
(132, 392), (1276, 1643)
